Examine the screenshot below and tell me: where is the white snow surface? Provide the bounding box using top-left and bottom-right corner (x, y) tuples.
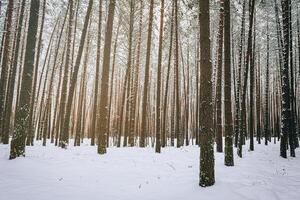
(0, 140), (300, 200)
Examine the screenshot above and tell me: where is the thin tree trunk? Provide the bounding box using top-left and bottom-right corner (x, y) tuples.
(162, 0), (174, 148)
(239, 0), (255, 157)
(224, 0), (234, 166)
(59, 0), (74, 148)
(215, 0), (224, 153)
(174, 0), (182, 148)
(155, 0), (164, 153)
(264, 20), (270, 146)
(91, 0), (103, 146)
(61, 0), (93, 148)
(140, 0), (154, 147)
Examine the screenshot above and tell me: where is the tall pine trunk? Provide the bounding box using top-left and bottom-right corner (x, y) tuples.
(215, 0), (224, 153)
(155, 0), (165, 153)
(62, 0), (93, 148)
(224, 0), (234, 166)
(97, 0), (116, 154)
(59, 0), (74, 148)
(91, 0), (103, 146)
(10, 0), (40, 159)
(2, 0), (26, 144)
(0, 0), (14, 144)
(140, 0), (154, 147)
(199, 0), (215, 187)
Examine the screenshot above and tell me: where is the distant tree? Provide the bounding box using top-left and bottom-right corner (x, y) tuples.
(62, 0), (94, 148)
(59, 0), (74, 148)
(75, 21), (91, 146)
(129, 1), (143, 148)
(215, 0), (224, 153)
(140, 0), (154, 147)
(174, 0), (182, 148)
(124, 0), (135, 147)
(264, 20), (270, 146)
(249, 0), (256, 151)
(235, 0), (246, 151)
(256, 47), (261, 144)
(162, 0), (175, 148)
(155, 0), (165, 153)
(91, 0), (103, 146)
(239, 0), (255, 157)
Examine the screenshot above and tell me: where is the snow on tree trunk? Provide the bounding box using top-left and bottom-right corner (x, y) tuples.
(199, 0), (215, 187)
(10, 0), (40, 159)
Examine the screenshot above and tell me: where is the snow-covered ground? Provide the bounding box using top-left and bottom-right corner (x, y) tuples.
(0, 140), (299, 200)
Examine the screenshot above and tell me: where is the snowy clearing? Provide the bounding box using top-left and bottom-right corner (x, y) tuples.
(0, 140), (300, 200)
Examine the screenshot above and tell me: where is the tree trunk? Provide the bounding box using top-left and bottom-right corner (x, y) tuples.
(61, 0), (93, 148)
(174, 0), (182, 148)
(140, 0), (154, 147)
(238, 0), (255, 157)
(224, 0), (234, 166)
(199, 0), (215, 187)
(10, 0), (40, 159)
(91, 0), (103, 146)
(27, 0), (47, 146)
(2, 0), (26, 144)
(97, 0), (116, 154)
(235, 0), (246, 149)
(162, 0), (174, 148)
(215, 0), (224, 153)
(264, 20), (270, 146)
(155, 0), (165, 153)
(0, 0), (14, 144)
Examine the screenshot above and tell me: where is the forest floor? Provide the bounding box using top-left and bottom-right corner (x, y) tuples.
(0, 140), (300, 200)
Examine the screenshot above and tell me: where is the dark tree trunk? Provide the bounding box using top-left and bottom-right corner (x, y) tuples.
(224, 0), (234, 166)
(215, 0), (224, 153)
(264, 20), (270, 146)
(239, 0), (255, 157)
(280, 0), (292, 158)
(199, 0), (215, 187)
(27, 0), (47, 146)
(0, 0), (14, 144)
(2, 0), (26, 144)
(10, 0), (40, 159)
(174, 0), (182, 148)
(235, 0), (246, 150)
(155, 0), (165, 153)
